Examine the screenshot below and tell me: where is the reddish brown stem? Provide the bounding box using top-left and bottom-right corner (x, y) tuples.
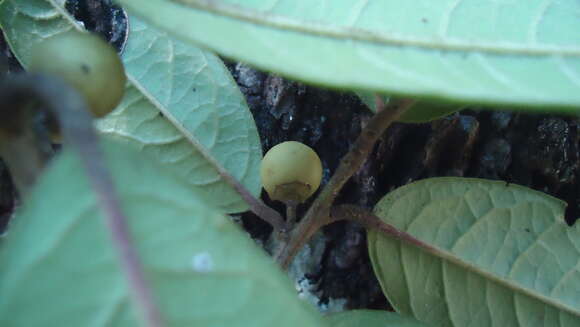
(330, 205), (438, 252)
(0, 75), (165, 327)
(226, 174), (285, 232)
(275, 97), (415, 268)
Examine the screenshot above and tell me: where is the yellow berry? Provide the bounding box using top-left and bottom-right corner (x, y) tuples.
(261, 141), (322, 203)
(29, 31), (126, 118)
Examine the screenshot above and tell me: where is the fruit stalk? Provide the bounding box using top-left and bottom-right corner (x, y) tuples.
(285, 200), (298, 226)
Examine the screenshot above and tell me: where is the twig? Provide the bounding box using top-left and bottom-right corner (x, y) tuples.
(219, 169), (286, 232)
(275, 97), (415, 268)
(0, 75), (165, 327)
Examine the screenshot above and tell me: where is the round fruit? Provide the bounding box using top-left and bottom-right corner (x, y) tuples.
(261, 141), (322, 203)
(29, 31), (126, 118)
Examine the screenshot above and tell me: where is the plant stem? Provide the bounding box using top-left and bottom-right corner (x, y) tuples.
(330, 204), (436, 251)
(0, 75), (165, 327)
(285, 200), (298, 226)
(221, 170), (286, 232)
(275, 97), (415, 268)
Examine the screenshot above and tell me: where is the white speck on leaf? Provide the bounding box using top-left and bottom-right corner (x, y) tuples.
(191, 252), (213, 273)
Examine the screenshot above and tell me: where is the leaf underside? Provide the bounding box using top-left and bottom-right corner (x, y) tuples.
(0, 139), (325, 326)
(117, 0), (580, 112)
(368, 178), (580, 327)
(0, 0), (262, 213)
(355, 90), (464, 123)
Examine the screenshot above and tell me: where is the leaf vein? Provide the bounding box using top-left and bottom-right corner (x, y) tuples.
(173, 0), (580, 57)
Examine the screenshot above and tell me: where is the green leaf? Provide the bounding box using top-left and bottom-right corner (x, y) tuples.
(327, 310), (428, 327)
(354, 91), (389, 114)
(0, 0), (262, 213)
(368, 178), (580, 326)
(355, 91), (463, 123)
(0, 138), (325, 326)
(115, 0), (580, 111)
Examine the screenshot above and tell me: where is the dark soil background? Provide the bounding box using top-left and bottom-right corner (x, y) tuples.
(2, 0), (579, 314)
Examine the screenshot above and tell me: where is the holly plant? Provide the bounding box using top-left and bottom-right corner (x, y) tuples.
(0, 1), (579, 327)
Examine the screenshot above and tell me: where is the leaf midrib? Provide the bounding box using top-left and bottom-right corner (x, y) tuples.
(124, 74), (241, 194)
(173, 0), (580, 57)
(372, 182), (580, 321)
(373, 231), (580, 320)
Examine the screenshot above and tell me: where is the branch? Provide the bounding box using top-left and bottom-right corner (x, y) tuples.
(0, 75), (164, 327)
(275, 97), (415, 268)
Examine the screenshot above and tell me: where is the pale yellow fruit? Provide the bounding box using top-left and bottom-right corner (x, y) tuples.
(29, 31), (126, 118)
(261, 141), (322, 203)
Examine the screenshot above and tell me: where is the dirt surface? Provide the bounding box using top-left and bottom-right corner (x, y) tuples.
(2, 0), (580, 314)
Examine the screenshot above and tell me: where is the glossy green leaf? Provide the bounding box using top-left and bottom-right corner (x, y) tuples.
(0, 139), (325, 326)
(116, 0), (580, 111)
(368, 178), (580, 326)
(327, 310), (428, 327)
(355, 91), (463, 123)
(0, 0), (262, 213)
